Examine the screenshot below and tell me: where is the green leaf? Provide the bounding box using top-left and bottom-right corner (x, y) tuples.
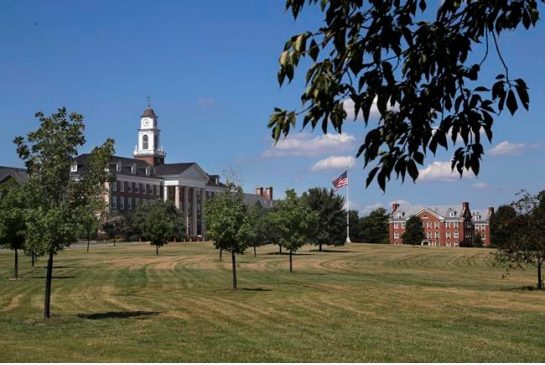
(506, 89), (518, 115)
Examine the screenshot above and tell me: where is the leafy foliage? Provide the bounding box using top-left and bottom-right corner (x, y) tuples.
(402, 215), (425, 245)
(102, 215), (126, 244)
(360, 207), (389, 243)
(269, 0), (540, 190)
(0, 184), (27, 278)
(205, 190), (249, 288)
(270, 189), (318, 271)
(495, 190), (545, 289)
(14, 107), (114, 318)
(302, 187), (345, 250)
(490, 204), (517, 248)
(140, 200), (184, 255)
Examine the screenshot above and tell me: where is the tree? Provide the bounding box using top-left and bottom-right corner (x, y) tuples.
(80, 210), (100, 253)
(490, 204), (517, 247)
(0, 184), (26, 279)
(495, 190), (545, 289)
(402, 216), (425, 245)
(205, 190), (248, 289)
(102, 215), (126, 245)
(473, 232), (483, 247)
(14, 108), (114, 318)
(269, 0), (540, 191)
(360, 208), (389, 243)
(302, 187), (345, 251)
(140, 200), (183, 255)
(270, 189), (318, 272)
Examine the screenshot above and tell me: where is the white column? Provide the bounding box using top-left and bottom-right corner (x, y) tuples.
(183, 186), (189, 235)
(192, 187), (198, 236)
(163, 185), (168, 202)
(200, 188), (206, 237)
(174, 185), (180, 209)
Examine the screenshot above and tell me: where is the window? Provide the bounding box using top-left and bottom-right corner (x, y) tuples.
(146, 184), (151, 194)
(401, 223), (406, 229)
(450, 211), (456, 217)
(454, 222), (459, 229)
(128, 198), (132, 210)
(112, 181), (117, 192)
(135, 183), (139, 193)
(394, 232), (399, 239)
(120, 198), (125, 210)
(427, 232), (431, 239)
(446, 232), (451, 238)
(397, 212), (404, 218)
(454, 232), (459, 239)
(435, 231), (439, 238)
(70, 163), (78, 172)
(394, 222), (399, 229)
(434, 222), (439, 229)
(142, 135), (149, 149)
(128, 182), (132, 193)
(120, 180), (125, 192)
(111, 196), (117, 209)
(153, 185), (157, 195)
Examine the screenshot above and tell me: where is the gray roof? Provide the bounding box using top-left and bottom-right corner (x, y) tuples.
(472, 209), (491, 222)
(243, 193), (274, 209)
(392, 204), (471, 220)
(73, 154), (158, 178)
(155, 163), (195, 175)
(141, 107), (157, 118)
(0, 166), (28, 184)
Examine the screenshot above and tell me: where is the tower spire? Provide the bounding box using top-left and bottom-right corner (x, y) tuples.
(146, 96), (151, 108)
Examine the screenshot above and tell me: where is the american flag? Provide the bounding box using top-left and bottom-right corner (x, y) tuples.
(332, 171), (348, 190)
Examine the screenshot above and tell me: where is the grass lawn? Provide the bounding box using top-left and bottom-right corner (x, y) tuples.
(1, 242), (544, 362)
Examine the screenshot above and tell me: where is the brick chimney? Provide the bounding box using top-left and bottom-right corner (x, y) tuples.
(255, 187), (263, 196)
(392, 203), (400, 213)
(264, 186), (273, 200)
(487, 206), (495, 217)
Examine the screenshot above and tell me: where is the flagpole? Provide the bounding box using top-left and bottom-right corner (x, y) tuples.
(346, 168), (351, 243)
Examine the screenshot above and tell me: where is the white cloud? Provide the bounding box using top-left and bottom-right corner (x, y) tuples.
(263, 132), (356, 158)
(488, 141), (526, 156)
(343, 199), (361, 211)
(311, 155), (356, 172)
(360, 202), (385, 215)
(343, 98), (380, 121)
(198, 97), (216, 107)
(471, 182), (489, 190)
(419, 161), (475, 182)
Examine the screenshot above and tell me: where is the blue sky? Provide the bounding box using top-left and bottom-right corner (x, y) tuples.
(1, 0), (544, 215)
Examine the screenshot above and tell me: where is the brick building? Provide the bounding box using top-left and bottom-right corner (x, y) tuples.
(389, 202), (493, 247)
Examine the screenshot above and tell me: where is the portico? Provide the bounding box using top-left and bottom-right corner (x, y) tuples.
(156, 163), (227, 238)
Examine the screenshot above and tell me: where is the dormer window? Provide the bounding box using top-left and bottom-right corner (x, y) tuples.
(131, 164), (136, 174)
(116, 161), (122, 172)
(396, 212), (404, 219)
(146, 166), (152, 176)
(70, 163), (78, 172)
(450, 211), (456, 217)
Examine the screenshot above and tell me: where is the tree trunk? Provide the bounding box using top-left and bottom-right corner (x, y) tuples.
(86, 238), (90, 253)
(319, 242), (322, 252)
(231, 251), (237, 289)
(253, 244), (257, 257)
(289, 248), (293, 272)
(219, 249), (223, 261)
(31, 253), (35, 268)
(538, 260), (543, 290)
(156, 245), (159, 256)
(279, 244), (282, 254)
(14, 249), (18, 279)
(44, 250), (54, 319)
(113, 236), (116, 246)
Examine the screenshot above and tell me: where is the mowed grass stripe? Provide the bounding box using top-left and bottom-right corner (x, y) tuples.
(1, 242), (545, 362)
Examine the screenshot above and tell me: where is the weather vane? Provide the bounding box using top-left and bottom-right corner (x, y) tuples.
(146, 96), (151, 108)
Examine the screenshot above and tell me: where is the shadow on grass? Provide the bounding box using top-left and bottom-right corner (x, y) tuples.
(501, 285), (542, 292)
(33, 276), (76, 280)
(241, 288), (272, 292)
(77, 311), (161, 320)
(266, 252), (312, 256)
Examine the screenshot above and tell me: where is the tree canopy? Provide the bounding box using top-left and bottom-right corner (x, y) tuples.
(139, 200), (184, 255)
(0, 184), (27, 279)
(495, 190), (545, 289)
(14, 108), (114, 318)
(269, 0), (540, 190)
(360, 207), (389, 243)
(302, 187), (345, 250)
(402, 215), (425, 245)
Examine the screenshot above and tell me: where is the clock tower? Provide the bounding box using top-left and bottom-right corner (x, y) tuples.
(133, 105), (166, 166)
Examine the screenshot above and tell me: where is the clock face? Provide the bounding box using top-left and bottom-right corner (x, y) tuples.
(143, 119), (150, 127)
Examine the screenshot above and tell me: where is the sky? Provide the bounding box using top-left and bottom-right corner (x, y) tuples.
(1, 0), (544, 215)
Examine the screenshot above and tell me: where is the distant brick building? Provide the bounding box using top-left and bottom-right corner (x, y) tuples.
(389, 202), (493, 247)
